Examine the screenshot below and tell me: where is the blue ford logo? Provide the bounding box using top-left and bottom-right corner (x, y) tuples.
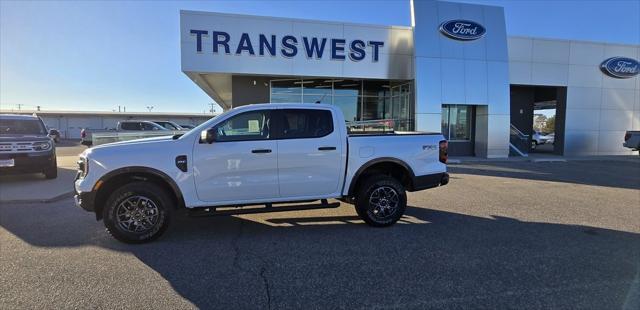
(439, 20), (486, 41)
(600, 57), (639, 79)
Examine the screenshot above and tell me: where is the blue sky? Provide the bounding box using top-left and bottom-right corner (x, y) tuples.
(1, 0), (639, 113)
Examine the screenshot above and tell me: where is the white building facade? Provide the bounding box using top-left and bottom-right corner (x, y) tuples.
(181, 0), (639, 156)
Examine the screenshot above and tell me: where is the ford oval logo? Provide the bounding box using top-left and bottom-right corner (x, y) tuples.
(600, 57), (639, 79)
(439, 20), (486, 41)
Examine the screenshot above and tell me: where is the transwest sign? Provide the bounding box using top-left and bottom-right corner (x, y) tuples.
(189, 30), (385, 62)
(600, 57), (639, 79)
(439, 20), (486, 41)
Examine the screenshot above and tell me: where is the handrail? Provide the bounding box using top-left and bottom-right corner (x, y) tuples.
(510, 124), (529, 139)
(509, 143), (528, 157)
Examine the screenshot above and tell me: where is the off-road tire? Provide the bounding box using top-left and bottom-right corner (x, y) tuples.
(43, 158), (57, 179)
(43, 168), (57, 179)
(355, 175), (407, 227)
(103, 182), (172, 244)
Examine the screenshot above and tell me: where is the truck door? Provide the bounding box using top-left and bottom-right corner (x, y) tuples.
(274, 108), (342, 198)
(192, 109), (279, 203)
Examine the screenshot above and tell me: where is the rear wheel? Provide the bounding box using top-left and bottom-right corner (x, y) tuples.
(103, 182), (172, 243)
(355, 175), (407, 227)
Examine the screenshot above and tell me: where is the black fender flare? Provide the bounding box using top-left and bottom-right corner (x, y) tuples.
(347, 157), (416, 196)
(94, 166), (185, 219)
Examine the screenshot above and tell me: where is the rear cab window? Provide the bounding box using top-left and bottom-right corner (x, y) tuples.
(275, 109), (334, 139)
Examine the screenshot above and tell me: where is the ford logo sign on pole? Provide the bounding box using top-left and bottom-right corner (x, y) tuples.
(439, 20), (486, 41)
(600, 57), (639, 79)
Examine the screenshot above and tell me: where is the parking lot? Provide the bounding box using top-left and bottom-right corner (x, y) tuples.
(0, 146), (639, 309)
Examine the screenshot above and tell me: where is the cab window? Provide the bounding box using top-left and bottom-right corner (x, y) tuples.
(215, 110), (271, 142)
(120, 122), (139, 130)
(141, 122), (160, 131)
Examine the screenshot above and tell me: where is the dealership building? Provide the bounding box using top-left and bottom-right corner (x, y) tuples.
(180, 0), (639, 157)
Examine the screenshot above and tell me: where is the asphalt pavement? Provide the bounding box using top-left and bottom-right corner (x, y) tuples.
(1, 159), (639, 309)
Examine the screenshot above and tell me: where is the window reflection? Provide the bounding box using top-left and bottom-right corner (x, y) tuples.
(442, 105), (472, 141)
(269, 78), (413, 131)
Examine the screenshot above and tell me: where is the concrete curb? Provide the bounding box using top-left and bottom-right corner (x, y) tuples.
(0, 191), (74, 204)
(530, 158), (567, 163)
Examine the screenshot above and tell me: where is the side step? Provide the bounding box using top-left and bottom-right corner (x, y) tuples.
(188, 199), (341, 217)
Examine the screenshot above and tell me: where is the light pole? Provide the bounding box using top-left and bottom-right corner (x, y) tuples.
(146, 106), (154, 112)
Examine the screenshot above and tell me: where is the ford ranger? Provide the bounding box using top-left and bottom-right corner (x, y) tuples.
(74, 104), (448, 243)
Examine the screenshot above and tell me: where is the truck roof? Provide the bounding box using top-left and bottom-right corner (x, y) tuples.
(0, 114), (41, 120)
(232, 103), (335, 111)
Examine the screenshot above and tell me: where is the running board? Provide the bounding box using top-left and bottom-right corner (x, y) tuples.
(188, 199), (341, 217)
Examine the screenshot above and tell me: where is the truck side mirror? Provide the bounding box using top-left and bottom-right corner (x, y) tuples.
(199, 128), (217, 144)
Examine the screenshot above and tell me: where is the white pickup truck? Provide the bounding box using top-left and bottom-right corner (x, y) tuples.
(74, 104), (449, 243)
(81, 120), (187, 146)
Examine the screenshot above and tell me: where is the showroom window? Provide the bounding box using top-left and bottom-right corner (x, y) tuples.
(269, 79), (413, 131)
(441, 105), (472, 141)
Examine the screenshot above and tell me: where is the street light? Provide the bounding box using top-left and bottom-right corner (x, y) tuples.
(146, 106), (154, 112)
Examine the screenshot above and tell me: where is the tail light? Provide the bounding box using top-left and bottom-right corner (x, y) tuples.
(439, 140), (448, 164)
(81, 129), (86, 138)
(624, 132), (631, 141)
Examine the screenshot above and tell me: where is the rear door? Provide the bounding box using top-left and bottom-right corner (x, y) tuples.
(274, 108), (342, 198)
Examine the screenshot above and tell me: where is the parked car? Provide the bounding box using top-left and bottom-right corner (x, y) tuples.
(180, 124), (195, 129)
(0, 114), (57, 179)
(623, 131), (640, 155)
(152, 120), (183, 131)
(546, 133), (555, 145)
(531, 131), (551, 149)
(74, 104), (449, 243)
(48, 128), (61, 143)
(81, 120), (170, 146)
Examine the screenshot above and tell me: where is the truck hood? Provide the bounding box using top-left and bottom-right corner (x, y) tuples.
(84, 135), (180, 158)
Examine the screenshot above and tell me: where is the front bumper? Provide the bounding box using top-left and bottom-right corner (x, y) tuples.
(74, 191), (96, 212)
(623, 142), (639, 150)
(74, 170), (96, 212)
(0, 151), (55, 174)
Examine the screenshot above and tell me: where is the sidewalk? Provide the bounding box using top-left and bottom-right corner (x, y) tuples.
(448, 154), (639, 164)
(0, 156), (78, 203)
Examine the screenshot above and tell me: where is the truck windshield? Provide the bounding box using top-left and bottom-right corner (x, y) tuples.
(0, 119), (46, 135)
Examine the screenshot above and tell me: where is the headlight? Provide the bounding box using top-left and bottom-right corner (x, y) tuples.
(78, 157), (88, 177)
(32, 141), (52, 151)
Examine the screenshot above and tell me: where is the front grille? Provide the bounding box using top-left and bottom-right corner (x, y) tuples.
(0, 142), (37, 152)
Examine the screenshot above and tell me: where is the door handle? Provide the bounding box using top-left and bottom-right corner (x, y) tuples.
(251, 149), (272, 154)
(318, 146), (336, 151)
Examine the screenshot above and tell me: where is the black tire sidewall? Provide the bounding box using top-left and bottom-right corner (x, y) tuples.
(103, 182), (172, 243)
(44, 158), (57, 179)
(355, 176), (407, 227)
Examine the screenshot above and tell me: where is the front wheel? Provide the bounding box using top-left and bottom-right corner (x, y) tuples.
(355, 175), (407, 227)
(103, 182), (172, 243)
